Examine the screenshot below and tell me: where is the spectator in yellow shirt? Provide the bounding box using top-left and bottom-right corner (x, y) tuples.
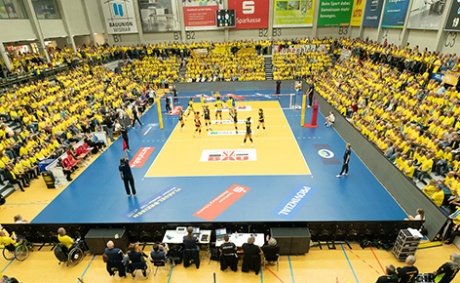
(431, 184), (445, 207)
(0, 230), (23, 250)
(57, 227), (75, 251)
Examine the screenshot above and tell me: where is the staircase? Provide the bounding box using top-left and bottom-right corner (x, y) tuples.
(264, 56), (273, 80)
(179, 64), (187, 80)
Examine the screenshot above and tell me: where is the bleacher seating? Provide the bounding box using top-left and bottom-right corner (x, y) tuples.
(272, 38), (333, 80)
(317, 38), (460, 212)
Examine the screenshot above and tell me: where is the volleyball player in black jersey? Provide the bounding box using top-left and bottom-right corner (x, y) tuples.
(256, 108), (266, 136)
(194, 111), (202, 138)
(178, 107), (185, 132)
(241, 117), (253, 147)
(232, 108), (238, 134)
(203, 105), (212, 131)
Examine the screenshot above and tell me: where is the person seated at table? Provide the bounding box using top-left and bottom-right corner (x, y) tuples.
(104, 240), (126, 277)
(261, 236), (280, 265)
(125, 242), (147, 277)
(150, 243), (168, 262)
(219, 234), (238, 272)
(242, 236), (262, 275)
(183, 226), (200, 269)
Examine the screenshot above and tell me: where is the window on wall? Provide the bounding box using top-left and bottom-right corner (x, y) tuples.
(32, 0), (61, 19)
(0, 0), (28, 19)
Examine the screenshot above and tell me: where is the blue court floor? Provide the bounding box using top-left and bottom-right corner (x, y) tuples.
(32, 90), (407, 224)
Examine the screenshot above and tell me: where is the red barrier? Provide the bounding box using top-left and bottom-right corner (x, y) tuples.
(304, 103), (319, 128)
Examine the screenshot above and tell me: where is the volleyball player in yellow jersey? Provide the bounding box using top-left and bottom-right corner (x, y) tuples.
(213, 91), (221, 100)
(226, 96), (234, 120)
(215, 97), (223, 123)
(200, 94), (206, 110)
(193, 111), (202, 138)
(185, 97), (194, 119)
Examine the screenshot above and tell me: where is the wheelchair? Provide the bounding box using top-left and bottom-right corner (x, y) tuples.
(2, 239), (33, 261)
(54, 238), (88, 266)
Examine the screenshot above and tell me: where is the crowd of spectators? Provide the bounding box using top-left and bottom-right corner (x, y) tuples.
(272, 38), (333, 80)
(185, 40), (267, 82)
(0, 61), (154, 190)
(317, 37), (460, 213)
(122, 55), (181, 87)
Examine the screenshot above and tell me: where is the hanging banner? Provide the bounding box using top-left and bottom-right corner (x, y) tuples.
(227, 0), (269, 29)
(138, 0), (180, 32)
(362, 0), (384, 27)
(317, 0), (353, 27)
(407, 0), (446, 29)
(445, 0), (460, 31)
(351, 0), (366, 26)
(101, 0), (138, 34)
(381, 0), (410, 28)
(183, 0), (224, 30)
(273, 0), (315, 27)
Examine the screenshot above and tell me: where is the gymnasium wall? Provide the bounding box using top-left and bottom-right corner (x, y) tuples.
(1, 0), (459, 54)
(313, 90), (449, 240)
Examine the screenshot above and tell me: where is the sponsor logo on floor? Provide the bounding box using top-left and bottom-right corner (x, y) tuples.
(193, 184), (250, 221)
(200, 149), (257, 162)
(274, 185), (317, 219)
(126, 186), (181, 219)
(208, 130), (247, 136)
(211, 120), (246, 125)
(169, 106), (181, 115)
(222, 105), (252, 111)
(129, 147), (155, 168)
(142, 123), (159, 135)
(313, 144), (341, 165)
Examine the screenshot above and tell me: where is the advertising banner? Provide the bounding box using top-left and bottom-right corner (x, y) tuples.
(381, 0), (410, 28)
(317, 0), (353, 27)
(407, 0), (446, 29)
(101, 0), (138, 34)
(273, 0), (315, 27)
(138, 0), (180, 32)
(227, 0), (269, 29)
(351, 0), (365, 26)
(362, 0), (384, 27)
(193, 184), (250, 221)
(445, 0), (460, 31)
(129, 147), (155, 168)
(183, 0), (223, 30)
